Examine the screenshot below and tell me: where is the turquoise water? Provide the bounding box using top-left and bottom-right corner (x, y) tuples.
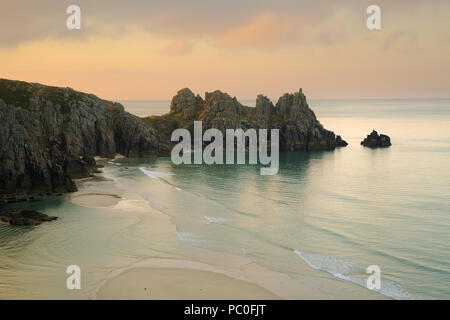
(1, 99), (449, 299)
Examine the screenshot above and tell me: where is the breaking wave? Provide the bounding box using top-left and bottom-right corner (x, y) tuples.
(294, 250), (422, 300)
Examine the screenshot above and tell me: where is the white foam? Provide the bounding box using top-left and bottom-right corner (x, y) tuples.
(241, 248), (254, 255)
(204, 216), (227, 224)
(176, 231), (203, 244)
(294, 250), (419, 300)
(139, 167), (174, 179)
(294, 251), (357, 275)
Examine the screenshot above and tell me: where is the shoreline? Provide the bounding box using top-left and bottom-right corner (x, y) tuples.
(92, 258), (329, 300)
(69, 168), (329, 300)
(70, 164), (386, 300)
(70, 192), (122, 208)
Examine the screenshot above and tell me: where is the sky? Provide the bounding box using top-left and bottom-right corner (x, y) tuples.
(1, 0), (450, 100)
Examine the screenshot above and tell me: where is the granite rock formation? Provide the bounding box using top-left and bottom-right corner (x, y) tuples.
(0, 79), (347, 199)
(162, 88), (346, 152)
(361, 130), (392, 148)
(0, 79), (171, 200)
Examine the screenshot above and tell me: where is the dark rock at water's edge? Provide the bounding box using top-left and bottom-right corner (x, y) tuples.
(335, 135), (348, 147)
(361, 130), (392, 148)
(0, 210), (57, 226)
(0, 78), (347, 199)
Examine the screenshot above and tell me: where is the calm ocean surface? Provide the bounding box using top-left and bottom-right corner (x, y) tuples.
(1, 99), (449, 299)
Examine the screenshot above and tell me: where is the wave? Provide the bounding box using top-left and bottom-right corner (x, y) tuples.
(139, 167), (174, 179)
(294, 250), (421, 300)
(139, 167), (183, 192)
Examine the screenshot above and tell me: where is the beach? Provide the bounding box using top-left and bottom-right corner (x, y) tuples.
(65, 186), (330, 300)
(70, 193), (122, 208)
(96, 267), (281, 300)
(1, 99), (449, 300)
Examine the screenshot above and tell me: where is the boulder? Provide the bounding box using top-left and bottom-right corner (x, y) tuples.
(361, 130), (392, 148)
(335, 135), (348, 147)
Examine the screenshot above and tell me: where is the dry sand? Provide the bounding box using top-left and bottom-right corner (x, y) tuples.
(96, 268), (281, 300)
(93, 258), (329, 300)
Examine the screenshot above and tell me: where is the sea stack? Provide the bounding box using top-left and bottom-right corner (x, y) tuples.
(361, 130), (392, 148)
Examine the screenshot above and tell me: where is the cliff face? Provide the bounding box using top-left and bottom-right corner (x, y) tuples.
(0, 79), (345, 199)
(0, 79), (170, 199)
(159, 88), (342, 151)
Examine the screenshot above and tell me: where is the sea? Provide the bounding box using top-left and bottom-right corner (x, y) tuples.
(0, 98), (449, 299)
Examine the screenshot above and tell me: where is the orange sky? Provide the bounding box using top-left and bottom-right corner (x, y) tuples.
(1, 0), (450, 100)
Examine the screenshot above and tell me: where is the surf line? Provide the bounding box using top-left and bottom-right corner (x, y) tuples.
(171, 121), (279, 175)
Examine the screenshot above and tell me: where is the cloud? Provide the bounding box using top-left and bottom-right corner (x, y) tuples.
(381, 30), (418, 52)
(1, 0), (448, 51)
(221, 13), (297, 48)
(163, 40), (192, 56)
(0, 0), (363, 47)
(1, 0), (450, 99)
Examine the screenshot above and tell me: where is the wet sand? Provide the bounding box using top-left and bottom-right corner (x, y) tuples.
(70, 193), (122, 208)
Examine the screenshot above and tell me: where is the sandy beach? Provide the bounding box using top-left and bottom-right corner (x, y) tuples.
(70, 193), (122, 208)
(96, 268), (281, 300)
(62, 166), (387, 301)
(94, 258), (329, 300)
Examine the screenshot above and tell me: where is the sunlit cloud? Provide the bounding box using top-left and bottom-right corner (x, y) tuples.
(0, 0), (449, 99)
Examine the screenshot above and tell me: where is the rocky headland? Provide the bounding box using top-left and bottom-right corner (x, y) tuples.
(0, 78), (347, 201)
(361, 130), (392, 148)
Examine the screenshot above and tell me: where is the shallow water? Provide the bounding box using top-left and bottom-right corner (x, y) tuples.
(1, 99), (449, 299)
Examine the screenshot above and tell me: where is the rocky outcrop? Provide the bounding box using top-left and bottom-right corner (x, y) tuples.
(335, 135), (348, 147)
(164, 87), (347, 152)
(0, 79), (171, 200)
(0, 78), (347, 199)
(169, 88), (204, 120)
(0, 210), (57, 226)
(361, 130), (392, 148)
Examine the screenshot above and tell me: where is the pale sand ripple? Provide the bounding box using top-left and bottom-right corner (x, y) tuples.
(70, 193), (122, 208)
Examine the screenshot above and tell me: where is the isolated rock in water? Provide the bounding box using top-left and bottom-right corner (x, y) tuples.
(361, 130), (392, 148)
(335, 135), (348, 147)
(0, 210), (58, 226)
